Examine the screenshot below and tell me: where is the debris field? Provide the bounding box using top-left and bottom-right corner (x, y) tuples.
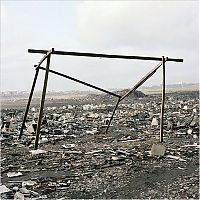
(1, 91), (199, 199)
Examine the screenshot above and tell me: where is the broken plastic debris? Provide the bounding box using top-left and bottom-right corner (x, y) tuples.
(181, 144), (200, 148)
(111, 156), (125, 161)
(29, 149), (47, 155)
(193, 108), (197, 113)
(19, 187), (30, 194)
(64, 150), (82, 154)
(13, 186), (19, 192)
(7, 172), (23, 178)
(31, 107), (36, 112)
(39, 138), (48, 144)
(22, 180), (37, 187)
(193, 134), (198, 139)
(85, 150), (103, 155)
(166, 155), (186, 162)
(27, 124), (35, 133)
(183, 105), (188, 110)
(151, 117), (158, 126)
(187, 129), (193, 134)
(0, 185), (11, 194)
(121, 138), (144, 143)
(62, 144), (75, 149)
(178, 167), (185, 170)
(175, 132), (186, 135)
(14, 191), (24, 200)
(30, 190), (39, 197)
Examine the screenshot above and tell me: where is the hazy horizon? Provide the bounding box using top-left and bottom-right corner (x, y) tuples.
(1, 82), (199, 93)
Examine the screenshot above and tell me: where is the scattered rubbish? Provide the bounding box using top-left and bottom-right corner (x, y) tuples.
(1, 89), (199, 199)
(39, 138), (48, 144)
(22, 180), (37, 187)
(38, 195), (48, 199)
(175, 132), (186, 135)
(85, 150), (103, 155)
(151, 117), (158, 127)
(14, 192), (24, 200)
(111, 156), (125, 161)
(193, 134), (198, 139)
(120, 138), (144, 143)
(0, 185), (11, 194)
(190, 116), (198, 127)
(30, 190), (39, 197)
(7, 172), (23, 178)
(166, 155), (186, 162)
(187, 129), (193, 134)
(27, 124), (36, 133)
(178, 167), (185, 170)
(29, 149), (47, 155)
(31, 107), (36, 112)
(181, 144), (200, 148)
(183, 105), (188, 110)
(13, 186), (19, 192)
(53, 129), (63, 135)
(64, 150), (82, 154)
(62, 144), (75, 149)
(19, 187), (30, 194)
(167, 118), (174, 130)
(151, 144), (166, 156)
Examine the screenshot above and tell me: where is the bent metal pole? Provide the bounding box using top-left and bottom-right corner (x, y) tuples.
(19, 49), (53, 139)
(19, 67), (39, 139)
(160, 56), (166, 143)
(38, 66), (120, 98)
(34, 48), (54, 150)
(120, 61), (163, 102)
(105, 97), (121, 133)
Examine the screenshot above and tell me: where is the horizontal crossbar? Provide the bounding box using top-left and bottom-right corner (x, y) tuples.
(28, 49), (183, 62)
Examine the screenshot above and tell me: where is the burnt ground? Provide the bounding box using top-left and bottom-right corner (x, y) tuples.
(1, 91), (199, 199)
(1, 129), (199, 199)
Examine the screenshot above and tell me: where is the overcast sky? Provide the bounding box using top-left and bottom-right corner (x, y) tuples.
(1, 1), (199, 92)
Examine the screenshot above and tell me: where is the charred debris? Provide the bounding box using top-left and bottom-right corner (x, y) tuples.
(1, 90), (199, 199)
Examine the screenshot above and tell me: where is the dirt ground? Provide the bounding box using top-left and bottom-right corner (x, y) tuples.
(1, 128), (199, 199)
(1, 92), (199, 199)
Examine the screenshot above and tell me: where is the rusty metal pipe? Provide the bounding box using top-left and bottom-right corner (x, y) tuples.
(38, 67), (121, 98)
(34, 49), (53, 150)
(105, 97), (121, 133)
(19, 49), (53, 140)
(35, 50), (52, 69)
(19, 67), (39, 139)
(160, 56), (166, 143)
(28, 49), (183, 62)
(120, 62), (163, 101)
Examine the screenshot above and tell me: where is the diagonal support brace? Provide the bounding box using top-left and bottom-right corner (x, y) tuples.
(120, 61), (163, 102)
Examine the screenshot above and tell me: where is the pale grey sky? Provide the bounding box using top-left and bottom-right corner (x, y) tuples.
(1, 1), (199, 92)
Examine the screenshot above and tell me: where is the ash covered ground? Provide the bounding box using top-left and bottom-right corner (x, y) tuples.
(1, 90), (199, 199)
